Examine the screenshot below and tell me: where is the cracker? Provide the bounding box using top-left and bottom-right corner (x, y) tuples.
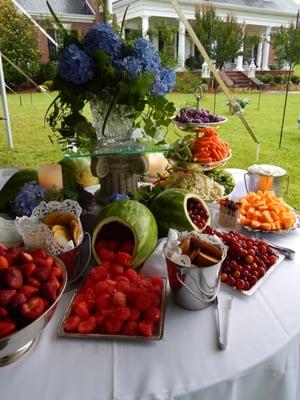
(70, 219), (82, 245)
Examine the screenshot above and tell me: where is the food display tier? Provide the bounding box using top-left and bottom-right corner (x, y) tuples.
(172, 116), (228, 132)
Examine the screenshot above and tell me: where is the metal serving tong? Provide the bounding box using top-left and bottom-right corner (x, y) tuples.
(215, 296), (233, 351)
(262, 239), (295, 260)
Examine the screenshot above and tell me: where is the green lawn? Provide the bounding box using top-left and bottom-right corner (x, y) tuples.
(0, 90), (299, 208)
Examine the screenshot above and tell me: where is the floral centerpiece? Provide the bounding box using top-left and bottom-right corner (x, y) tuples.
(47, 5), (176, 152)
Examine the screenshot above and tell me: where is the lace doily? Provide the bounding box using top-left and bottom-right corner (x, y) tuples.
(15, 200), (83, 256)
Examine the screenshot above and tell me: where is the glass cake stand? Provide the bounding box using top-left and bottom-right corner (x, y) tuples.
(65, 142), (172, 204)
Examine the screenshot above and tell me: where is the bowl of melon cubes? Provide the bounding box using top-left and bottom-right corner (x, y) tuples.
(239, 190), (298, 233)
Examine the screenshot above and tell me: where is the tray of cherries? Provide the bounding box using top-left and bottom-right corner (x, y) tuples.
(204, 227), (284, 295)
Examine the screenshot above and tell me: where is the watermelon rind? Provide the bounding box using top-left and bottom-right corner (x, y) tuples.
(150, 188), (210, 237)
(92, 200), (158, 268)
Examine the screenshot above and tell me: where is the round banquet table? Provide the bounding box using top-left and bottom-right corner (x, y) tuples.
(1, 168), (300, 400)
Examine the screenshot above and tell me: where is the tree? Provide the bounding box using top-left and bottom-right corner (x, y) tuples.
(148, 21), (178, 68)
(272, 22), (300, 69)
(192, 4), (244, 69)
(0, 0), (41, 87)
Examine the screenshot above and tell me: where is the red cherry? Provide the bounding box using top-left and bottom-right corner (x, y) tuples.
(236, 279), (246, 290)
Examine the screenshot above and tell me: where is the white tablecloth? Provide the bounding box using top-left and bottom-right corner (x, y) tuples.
(1, 169), (300, 400)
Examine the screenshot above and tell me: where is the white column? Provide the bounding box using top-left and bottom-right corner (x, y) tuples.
(235, 47), (244, 71)
(256, 40), (263, 70)
(104, 0), (113, 23)
(178, 20), (186, 70)
(142, 15), (149, 39)
(262, 26), (271, 71)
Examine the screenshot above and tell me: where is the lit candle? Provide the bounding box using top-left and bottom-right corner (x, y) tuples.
(38, 163), (63, 190)
(147, 154), (169, 178)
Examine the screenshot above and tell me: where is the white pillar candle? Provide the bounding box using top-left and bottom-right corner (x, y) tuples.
(38, 163), (63, 190)
(147, 154), (169, 178)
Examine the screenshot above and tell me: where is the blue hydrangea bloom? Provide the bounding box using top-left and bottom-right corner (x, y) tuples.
(59, 44), (94, 84)
(83, 23), (122, 59)
(14, 182), (47, 217)
(108, 193), (129, 203)
(132, 38), (161, 74)
(152, 67), (176, 96)
(117, 56), (143, 78)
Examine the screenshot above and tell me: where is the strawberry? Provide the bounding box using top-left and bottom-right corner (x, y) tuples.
(0, 289), (17, 306)
(78, 317), (96, 334)
(0, 243), (7, 254)
(26, 277), (41, 288)
(21, 297), (45, 320)
(18, 262), (36, 278)
(33, 266), (51, 282)
(112, 291), (126, 307)
(17, 251), (33, 264)
(74, 301), (90, 320)
(104, 318), (122, 334)
(63, 315), (81, 333)
(10, 292), (27, 309)
(19, 285), (39, 299)
(106, 239), (120, 252)
(122, 321), (138, 336)
(44, 256), (54, 269)
(0, 255), (9, 270)
(5, 267), (23, 289)
(0, 306), (8, 318)
(41, 281), (57, 302)
(138, 321), (154, 337)
(30, 248), (47, 259)
(48, 272), (61, 291)
(114, 252), (132, 267)
(135, 293), (152, 311)
(52, 264), (63, 279)
(145, 307), (161, 323)
(0, 321), (16, 338)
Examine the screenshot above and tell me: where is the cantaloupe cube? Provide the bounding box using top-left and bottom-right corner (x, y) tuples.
(251, 220), (261, 229)
(261, 211), (274, 223)
(260, 222), (272, 230)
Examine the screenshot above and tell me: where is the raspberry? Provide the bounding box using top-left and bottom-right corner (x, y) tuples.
(114, 252), (132, 267)
(145, 307), (161, 323)
(124, 268), (138, 282)
(78, 317), (96, 334)
(136, 293), (152, 311)
(106, 240), (120, 252)
(112, 291), (126, 307)
(64, 315), (81, 333)
(122, 321), (138, 336)
(104, 318), (122, 334)
(138, 321), (153, 337)
(128, 307), (141, 322)
(110, 263), (124, 277)
(90, 266), (108, 281)
(98, 248), (115, 262)
(74, 301), (90, 320)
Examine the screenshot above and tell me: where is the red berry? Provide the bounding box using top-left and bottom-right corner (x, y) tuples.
(128, 307), (141, 322)
(112, 291), (126, 307)
(95, 281), (109, 295)
(0, 306), (8, 318)
(33, 266), (51, 282)
(10, 292), (27, 308)
(104, 318), (122, 334)
(110, 264), (124, 277)
(18, 262), (36, 278)
(96, 294), (111, 310)
(124, 268), (138, 281)
(0, 255), (9, 270)
(106, 240), (120, 252)
(221, 273), (228, 282)
(64, 315), (81, 333)
(114, 252), (132, 267)
(115, 276), (130, 292)
(78, 317), (96, 334)
(90, 266), (108, 281)
(17, 251), (34, 264)
(5, 267), (23, 289)
(150, 276), (164, 288)
(98, 248), (115, 262)
(26, 277), (41, 288)
(0, 289), (17, 306)
(41, 280), (57, 302)
(74, 301), (90, 320)
(30, 248), (47, 259)
(19, 285), (39, 299)
(120, 241), (134, 255)
(0, 321), (16, 338)
(138, 321), (153, 337)
(236, 279), (246, 290)
(136, 293), (151, 311)
(145, 307), (161, 323)
(122, 321), (138, 335)
(21, 296), (45, 320)
(114, 306), (130, 321)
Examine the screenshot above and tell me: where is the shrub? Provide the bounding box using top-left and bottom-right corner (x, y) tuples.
(42, 80), (53, 89)
(174, 71), (205, 93)
(291, 75), (300, 84)
(185, 56), (202, 70)
(35, 61), (58, 84)
(273, 76), (283, 84)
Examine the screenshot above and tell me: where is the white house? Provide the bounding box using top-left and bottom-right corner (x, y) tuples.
(112, 0), (299, 71)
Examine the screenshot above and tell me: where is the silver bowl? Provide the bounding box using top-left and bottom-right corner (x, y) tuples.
(0, 255), (67, 367)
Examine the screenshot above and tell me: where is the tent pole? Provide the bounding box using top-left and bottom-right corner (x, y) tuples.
(0, 52), (13, 149)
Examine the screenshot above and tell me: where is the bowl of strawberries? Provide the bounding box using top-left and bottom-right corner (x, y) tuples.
(0, 244), (67, 366)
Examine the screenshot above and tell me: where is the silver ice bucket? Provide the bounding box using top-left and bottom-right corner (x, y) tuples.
(164, 231), (227, 311)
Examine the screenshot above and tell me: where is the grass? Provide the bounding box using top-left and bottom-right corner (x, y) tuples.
(0, 90), (299, 208)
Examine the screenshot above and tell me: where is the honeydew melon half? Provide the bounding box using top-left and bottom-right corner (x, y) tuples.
(92, 200), (158, 268)
(150, 188), (211, 238)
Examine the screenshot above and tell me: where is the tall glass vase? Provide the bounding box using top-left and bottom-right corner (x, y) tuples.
(90, 96), (134, 144)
